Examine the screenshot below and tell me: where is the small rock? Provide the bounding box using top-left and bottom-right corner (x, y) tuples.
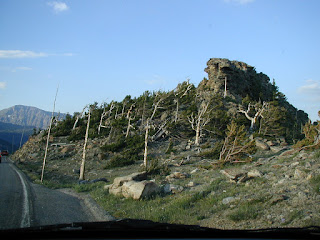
(247, 169), (262, 178)
(60, 145), (74, 154)
(163, 184), (184, 194)
(222, 197), (234, 205)
(222, 197), (239, 205)
(277, 179), (287, 184)
(290, 162), (300, 167)
(297, 191), (308, 200)
(294, 169), (306, 179)
(271, 195), (288, 204)
(272, 164), (283, 169)
(305, 162), (312, 168)
(279, 149), (297, 158)
(255, 139), (270, 150)
(190, 168), (200, 174)
(270, 146), (286, 153)
(306, 174), (313, 180)
(293, 152), (308, 161)
(266, 140), (276, 146)
(166, 172), (189, 180)
(186, 181), (196, 187)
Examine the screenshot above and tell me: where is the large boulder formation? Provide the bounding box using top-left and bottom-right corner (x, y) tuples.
(106, 172), (159, 200)
(199, 58), (274, 101)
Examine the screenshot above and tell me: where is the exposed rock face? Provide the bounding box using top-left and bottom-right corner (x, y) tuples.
(200, 58), (274, 101)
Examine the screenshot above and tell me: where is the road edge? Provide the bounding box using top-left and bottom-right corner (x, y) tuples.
(57, 188), (116, 222)
(6, 157), (32, 228)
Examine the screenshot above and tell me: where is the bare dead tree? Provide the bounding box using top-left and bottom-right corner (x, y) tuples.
(143, 96), (164, 168)
(151, 118), (169, 141)
(79, 107), (91, 180)
(224, 76), (227, 98)
(73, 105), (88, 130)
(173, 79), (193, 123)
(141, 94), (147, 126)
(181, 79), (192, 97)
(125, 103), (135, 138)
(121, 101), (126, 117)
(143, 119), (150, 168)
(188, 99), (211, 146)
(174, 98), (179, 123)
(238, 102), (268, 131)
(98, 101), (115, 134)
(41, 85), (59, 183)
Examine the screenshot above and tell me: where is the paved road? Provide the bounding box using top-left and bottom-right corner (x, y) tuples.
(0, 157), (112, 229)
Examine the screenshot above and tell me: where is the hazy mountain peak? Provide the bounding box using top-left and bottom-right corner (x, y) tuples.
(0, 105), (65, 129)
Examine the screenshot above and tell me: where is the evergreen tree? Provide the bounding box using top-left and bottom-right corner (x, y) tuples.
(219, 121), (256, 164)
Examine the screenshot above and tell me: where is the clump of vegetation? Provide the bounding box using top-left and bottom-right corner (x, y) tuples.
(219, 121), (256, 165)
(102, 135), (145, 169)
(294, 118), (320, 150)
(310, 175), (320, 193)
(227, 203), (260, 222)
(197, 141), (223, 159)
(145, 158), (171, 176)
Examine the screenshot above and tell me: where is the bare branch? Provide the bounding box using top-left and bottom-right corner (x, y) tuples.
(98, 101), (115, 134)
(238, 102), (268, 130)
(73, 105), (88, 130)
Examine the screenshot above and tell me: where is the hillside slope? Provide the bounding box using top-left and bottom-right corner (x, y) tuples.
(0, 121), (34, 152)
(12, 58), (319, 229)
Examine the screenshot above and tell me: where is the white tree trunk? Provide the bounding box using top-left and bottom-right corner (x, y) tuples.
(79, 108), (91, 180)
(238, 102), (267, 131)
(41, 85), (59, 183)
(143, 120), (149, 168)
(73, 105), (87, 130)
(125, 116), (132, 138)
(125, 103), (135, 138)
(98, 102), (114, 134)
(224, 76), (227, 98)
(188, 100), (210, 146)
(195, 119), (201, 145)
(174, 98), (179, 123)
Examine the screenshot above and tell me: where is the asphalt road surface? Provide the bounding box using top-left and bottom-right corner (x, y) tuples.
(0, 156), (113, 230)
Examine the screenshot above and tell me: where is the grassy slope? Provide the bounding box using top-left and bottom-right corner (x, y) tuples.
(12, 134), (320, 230)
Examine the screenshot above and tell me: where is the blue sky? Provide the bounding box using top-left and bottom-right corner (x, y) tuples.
(0, 0), (319, 121)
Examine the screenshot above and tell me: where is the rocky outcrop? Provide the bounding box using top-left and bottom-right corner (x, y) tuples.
(199, 58), (274, 101)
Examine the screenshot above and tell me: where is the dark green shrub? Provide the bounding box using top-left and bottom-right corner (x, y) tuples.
(146, 158), (171, 176)
(228, 203), (259, 222)
(101, 138), (126, 152)
(102, 135), (145, 169)
(104, 155), (135, 169)
(197, 141), (223, 159)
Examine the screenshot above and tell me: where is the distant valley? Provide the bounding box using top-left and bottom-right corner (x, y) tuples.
(0, 105), (66, 152)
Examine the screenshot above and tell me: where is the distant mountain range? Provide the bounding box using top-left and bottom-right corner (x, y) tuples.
(0, 105), (66, 129)
(0, 105), (66, 152)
